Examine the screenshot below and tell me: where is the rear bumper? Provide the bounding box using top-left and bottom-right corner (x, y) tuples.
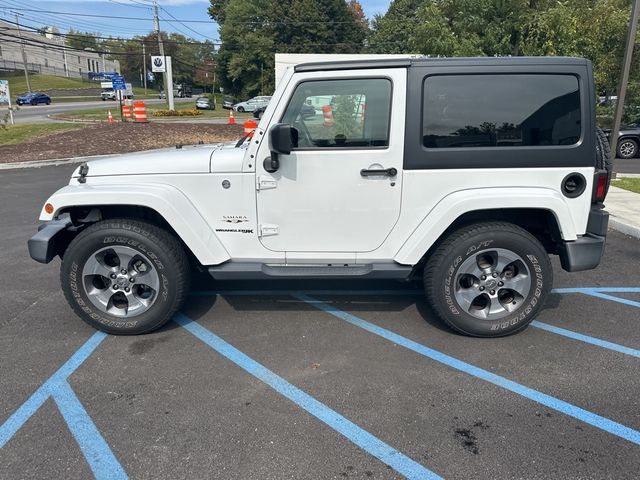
(27, 216), (73, 264)
(558, 207), (608, 272)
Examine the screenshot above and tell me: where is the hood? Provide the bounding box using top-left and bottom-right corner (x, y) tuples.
(210, 142), (247, 172)
(73, 144), (221, 178)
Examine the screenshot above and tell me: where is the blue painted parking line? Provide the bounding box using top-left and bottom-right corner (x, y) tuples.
(579, 291), (640, 309)
(0, 331), (126, 478)
(552, 287), (640, 294)
(295, 294), (640, 446)
(52, 382), (127, 480)
(175, 313), (442, 480)
(0, 332), (107, 448)
(530, 321), (640, 358)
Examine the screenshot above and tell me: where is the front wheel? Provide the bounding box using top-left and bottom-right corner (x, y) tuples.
(236, 106), (244, 112)
(424, 222), (552, 337)
(61, 219), (190, 335)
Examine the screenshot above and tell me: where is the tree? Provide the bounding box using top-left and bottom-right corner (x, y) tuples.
(211, 0), (369, 98)
(66, 29), (100, 51)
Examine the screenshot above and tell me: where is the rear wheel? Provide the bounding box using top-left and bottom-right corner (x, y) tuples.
(424, 222), (552, 337)
(61, 218), (189, 335)
(237, 106), (245, 113)
(617, 138), (638, 159)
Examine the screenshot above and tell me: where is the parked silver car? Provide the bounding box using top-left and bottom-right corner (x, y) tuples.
(233, 96), (271, 112)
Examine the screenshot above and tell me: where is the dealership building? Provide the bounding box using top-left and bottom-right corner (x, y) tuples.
(0, 20), (120, 79)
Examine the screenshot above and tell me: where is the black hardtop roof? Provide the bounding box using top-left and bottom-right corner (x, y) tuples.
(294, 56), (590, 73)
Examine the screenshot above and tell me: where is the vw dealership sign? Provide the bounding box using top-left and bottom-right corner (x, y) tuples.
(151, 56), (166, 73)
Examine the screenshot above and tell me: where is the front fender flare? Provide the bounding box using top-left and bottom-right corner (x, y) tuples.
(393, 187), (576, 265)
(39, 183), (230, 265)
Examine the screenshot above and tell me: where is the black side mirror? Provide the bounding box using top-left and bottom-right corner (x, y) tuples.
(269, 123), (296, 155)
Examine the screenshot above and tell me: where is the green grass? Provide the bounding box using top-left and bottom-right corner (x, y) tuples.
(0, 123), (87, 146)
(6, 74), (93, 95)
(53, 100), (253, 121)
(5, 74), (154, 100)
(612, 177), (640, 194)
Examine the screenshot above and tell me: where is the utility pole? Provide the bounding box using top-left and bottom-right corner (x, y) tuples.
(610, 0), (640, 158)
(153, 0), (170, 108)
(142, 42), (148, 96)
(14, 13), (31, 93)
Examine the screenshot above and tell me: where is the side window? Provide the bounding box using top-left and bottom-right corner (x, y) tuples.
(281, 78), (392, 148)
(423, 74), (581, 148)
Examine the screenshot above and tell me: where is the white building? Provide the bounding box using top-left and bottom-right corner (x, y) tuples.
(0, 20), (120, 79)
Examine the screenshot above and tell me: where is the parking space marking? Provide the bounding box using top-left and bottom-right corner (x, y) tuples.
(52, 381), (127, 480)
(0, 331), (126, 478)
(530, 321), (640, 358)
(0, 332), (107, 448)
(295, 294), (640, 446)
(192, 289), (640, 355)
(580, 291), (640, 309)
(174, 313), (443, 480)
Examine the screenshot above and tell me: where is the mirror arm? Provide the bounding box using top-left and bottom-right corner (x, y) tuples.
(264, 154), (280, 173)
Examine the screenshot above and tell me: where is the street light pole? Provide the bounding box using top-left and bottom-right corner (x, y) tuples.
(610, 0), (640, 159)
(14, 13), (31, 93)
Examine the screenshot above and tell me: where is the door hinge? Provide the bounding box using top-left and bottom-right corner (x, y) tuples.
(259, 224), (279, 237)
(257, 176), (277, 191)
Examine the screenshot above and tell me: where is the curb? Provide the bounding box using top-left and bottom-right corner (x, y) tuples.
(0, 153), (115, 170)
(609, 216), (640, 239)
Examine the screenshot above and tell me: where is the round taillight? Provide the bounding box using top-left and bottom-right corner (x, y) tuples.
(561, 173), (586, 198)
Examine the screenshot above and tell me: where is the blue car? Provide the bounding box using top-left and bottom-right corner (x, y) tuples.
(16, 92), (51, 106)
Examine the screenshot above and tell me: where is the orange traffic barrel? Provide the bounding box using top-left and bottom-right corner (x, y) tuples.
(322, 105), (333, 127)
(133, 101), (148, 123)
(243, 119), (258, 137)
(122, 104), (131, 121)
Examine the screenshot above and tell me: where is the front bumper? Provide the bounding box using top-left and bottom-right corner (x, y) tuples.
(27, 215), (73, 263)
(558, 206), (609, 272)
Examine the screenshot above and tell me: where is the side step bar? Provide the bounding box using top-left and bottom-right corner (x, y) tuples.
(208, 262), (413, 280)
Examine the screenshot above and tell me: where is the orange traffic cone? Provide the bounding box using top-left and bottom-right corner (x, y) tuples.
(107, 111), (114, 123)
(228, 109), (236, 125)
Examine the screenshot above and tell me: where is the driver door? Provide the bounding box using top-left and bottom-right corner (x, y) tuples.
(255, 68), (406, 254)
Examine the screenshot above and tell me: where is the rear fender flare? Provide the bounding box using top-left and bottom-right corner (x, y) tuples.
(394, 187), (576, 265)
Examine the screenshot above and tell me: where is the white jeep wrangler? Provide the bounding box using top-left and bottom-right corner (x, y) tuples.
(29, 57), (611, 337)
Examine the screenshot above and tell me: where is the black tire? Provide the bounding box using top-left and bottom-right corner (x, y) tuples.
(424, 222), (552, 337)
(237, 106), (245, 113)
(61, 218), (190, 335)
(616, 137), (638, 159)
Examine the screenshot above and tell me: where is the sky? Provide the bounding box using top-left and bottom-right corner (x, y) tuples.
(0, 0), (392, 42)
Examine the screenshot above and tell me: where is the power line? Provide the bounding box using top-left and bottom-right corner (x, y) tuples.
(0, 18), (218, 45)
(0, 7), (377, 25)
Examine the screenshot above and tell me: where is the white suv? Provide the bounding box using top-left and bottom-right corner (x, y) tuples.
(29, 57), (611, 337)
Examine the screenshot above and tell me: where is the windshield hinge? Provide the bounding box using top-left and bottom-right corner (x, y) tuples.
(256, 176), (277, 191)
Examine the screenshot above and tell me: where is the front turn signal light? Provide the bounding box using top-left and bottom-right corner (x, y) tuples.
(44, 203), (54, 214)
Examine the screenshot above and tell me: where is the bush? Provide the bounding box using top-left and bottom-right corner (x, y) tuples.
(152, 108), (202, 117)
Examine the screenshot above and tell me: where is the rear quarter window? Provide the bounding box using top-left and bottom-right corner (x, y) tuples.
(423, 74), (581, 149)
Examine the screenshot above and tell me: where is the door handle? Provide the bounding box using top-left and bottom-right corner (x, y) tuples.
(360, 167), (397, 177)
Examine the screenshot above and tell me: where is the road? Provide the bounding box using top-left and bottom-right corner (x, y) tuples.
(1, 165), (639, 479)
(0, 97), (193, 124)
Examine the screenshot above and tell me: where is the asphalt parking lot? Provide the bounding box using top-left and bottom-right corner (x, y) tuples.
(1, 165), (639, 479)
